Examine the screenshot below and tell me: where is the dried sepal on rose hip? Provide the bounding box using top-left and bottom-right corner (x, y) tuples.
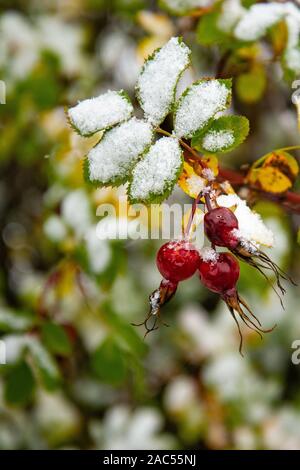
(198, 248), (276, 355)
(133, 240), (199, 336)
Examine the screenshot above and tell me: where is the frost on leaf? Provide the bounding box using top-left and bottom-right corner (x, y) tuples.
(68, 90), (133, 136)
(174, 79), (232, 139)
(129, 137), (183, 204)
(192, 115), (249, 153)
(86, 118), (153, 186)
(136, 37), (190, 126)
(217, 193), (274, 248)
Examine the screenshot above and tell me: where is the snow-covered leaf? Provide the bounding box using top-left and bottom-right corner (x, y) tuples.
(192, 115), (249, 153)
(136, 37), (191, 126)
(174, 79), (232, 139)
(68, 90), (133, 137)
(128, 137), (183, 204)
(234, 4), (286, 41)
(86, 118), (153, 186)
(0, 307), (34, 332)
(27, 338), (61, 390)
(160, 0), (211, 15)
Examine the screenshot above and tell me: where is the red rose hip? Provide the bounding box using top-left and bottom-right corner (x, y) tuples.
(204, 207), (239, 249)
(198, 251), (240, 295)
(156, 240), (200, 283)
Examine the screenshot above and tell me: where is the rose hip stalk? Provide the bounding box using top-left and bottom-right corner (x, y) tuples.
(198, 250), (276, 355)
(133, 240), (199, 336)
(204, 206), (295, 299)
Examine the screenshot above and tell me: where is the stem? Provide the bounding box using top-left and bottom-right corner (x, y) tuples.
(156, 127), (205, 167)
(204, 192), (213, 212)
(184, 191), (202, 238)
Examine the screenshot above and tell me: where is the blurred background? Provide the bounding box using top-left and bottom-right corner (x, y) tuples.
(0, 0), (300, 450)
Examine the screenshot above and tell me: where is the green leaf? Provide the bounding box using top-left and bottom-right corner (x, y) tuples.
(236, 66), (267, 104)
(192, 115), (249, 153)
(173, 78), (232, 139)
(128, 137), (183, 204)
(5, 361), (35, 406)
(91, 337), (126, 385)
(197, 11), (228, 46)
(27, 339), (61, 390)
(41, 322), (72, 357)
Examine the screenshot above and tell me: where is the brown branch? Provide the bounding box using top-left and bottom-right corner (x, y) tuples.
(218, 167), (300, 214)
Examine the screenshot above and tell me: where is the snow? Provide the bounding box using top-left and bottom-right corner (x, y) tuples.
(129, 137), (182, 202)
(136, 37), (190, 126)
(218, 0), (245, 33)
(85, 226), (111, 274)
(234, 4), (286, 41)
(202, 168), (216, 181)
(186, 175), (206, 196)
(216, 194), (274, 247)
(68, 90), (133, 136)
(61, 189), (92, 236)
(200, 247), (219, 263)
(202, 129), (234, 152)
(44, 215), (67, 242)
(174, 80), (230, 138)
(162, 0), (213, 14)
(88, 118), (153, 184)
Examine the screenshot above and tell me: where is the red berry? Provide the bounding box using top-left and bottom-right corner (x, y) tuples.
(156, 240), (200, 283)
(204, 207), (239, 249)
(198, 252), (240, 295)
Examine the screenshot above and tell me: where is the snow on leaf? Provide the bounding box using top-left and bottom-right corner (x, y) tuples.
(68, 90), (133, 137)
(234, 4), (286, 41)
(173, 79), (232, 139)
(216, 193), (274, 247)
(136, 37), (191, 126)
(178, 161), (206, 198)
(27, 338), (61, 388)
(192, 115), (249, 153)
(160, 0), (212, 15)
(87, 118), (153, 186)
(128, 137), (183, 204)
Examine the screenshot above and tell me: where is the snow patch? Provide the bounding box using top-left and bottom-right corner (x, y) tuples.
(217, 194), (274, 247)
(136, 37), (190, 126)
(129, 137), (182, 202)
(88, 118), (153, 184)
(202, 129), (234, 152)
(68, 90), (133, 136)
(174, 80), (230, 138)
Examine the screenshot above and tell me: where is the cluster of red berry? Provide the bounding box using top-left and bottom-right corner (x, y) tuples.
(135, 205), (293, 355)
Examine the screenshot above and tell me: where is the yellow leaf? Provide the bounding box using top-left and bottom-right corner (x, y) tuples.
(202, 154), (219, 176)
(137, 11), (174, 37)
(236, 64), (266, 104)
(247, 151), (299, 193)
(178, 162), (206, 198)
